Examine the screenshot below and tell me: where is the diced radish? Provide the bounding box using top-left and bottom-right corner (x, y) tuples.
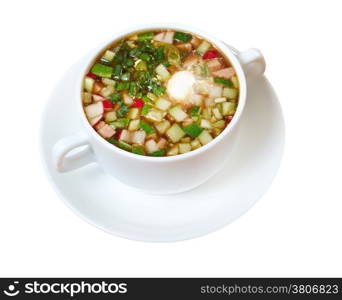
(153, 32), (166, 42)
(145, 139), (159, 154)
(89, 114), (103, 126)
(203, 50), (219, 60)
(212, 67), (235, 79)
(222, 87), (238, 99)
(102, 100), (113, 111)
(191, 94), (204, 106)
(167, 145), (179, 156)
(132, 98), (144, 108)
(163, 31), (174, 44)
(97, 124), (115, 139)
(114, 129), (123, 140)
(222, 102), (236, 116)
(85, 102), (104, 118)
(94, 121), (105, 131)
(214, 97), (227, 103)
(92, 94), (105, 102)
(206, 58), (223, 72)
(157, 138), (168, 149)
(131, 130), (146, 145)
(86, 72), (97, 79)
(231, 75), (239, 88)
(119, 129), (131, 143)
(209, 84), (223, 98)
(194, 80), (211, 95)
(200, 119), (212, 129)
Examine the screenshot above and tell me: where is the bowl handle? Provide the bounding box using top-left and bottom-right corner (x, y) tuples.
(52, 131), (95, 172)
(236, 48), (266, 77)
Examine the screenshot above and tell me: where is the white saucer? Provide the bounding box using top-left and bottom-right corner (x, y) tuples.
(40, 60), (285, 242)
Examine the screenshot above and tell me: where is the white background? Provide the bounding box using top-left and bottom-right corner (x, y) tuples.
(1, 0), (341, 277)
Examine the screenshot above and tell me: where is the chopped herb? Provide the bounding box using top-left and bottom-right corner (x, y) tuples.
(90, 63), (113, 78)
(152, 85), (165, 96)
(116, 82), (130, 91)
(117, 103), (129, 117)
(149, 148), (168, 157)
(183, 123), (204, 138)
(132, 146), (145, 155)
(214, 78), (233, 87)
(138, 32), (154, 41)
(109, 92), (121, 103)
(121, 72), (130, 81)
(174, 31), (192, 43)
(140, 121), (155, 134)
(191, 106), (201, 116)
(140, 53), (152, 61)
(141, 103), (151, 115)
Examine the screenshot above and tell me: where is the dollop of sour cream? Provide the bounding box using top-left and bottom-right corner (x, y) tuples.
(167, 71), (196, 104)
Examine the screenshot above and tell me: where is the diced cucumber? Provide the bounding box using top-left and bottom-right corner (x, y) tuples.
(222, 102), (236, 116)
(83, 92), (92, 104)
(117, 140), (132, 152)
(179, 143), (191, 154)
(155, 64), (171, 81)
(135, 60), (147, 71)
(200, 119), (212, 129)
(132, 146), (145, 155)
(222, 87), (238, 99)
(183, 123), (204, 138)
(213, 120), (225, 128)
(100, 85), (115, 98)
(155, 98), (172, 111)
(140, 121), (155, 134)
(128, 119), (140, 131)
(212, 107), (223, 119)
(231, 75), (239, 88)
(167, 145), (179, 156)
(181, 137), (191, 143)
(150, 148), (168, 157)
(127, 107), (140, 120)
(84, 77), (94, 92)
(145, 108), (164, 122)
(198, 130), (213, 145)
(168, 105), (188, 122)
(102, 78), (116, 86)
(196, 41), (210, 56)
(110, 119), (128, 129)
(155, 120), (171, 134)
(91, 63), (113, 78)
(191, 139), (201, 150)
(102, 50), (115, 62)
(141, 103), (151, 116)
(166, 124), (186, 143)
(214, 97), (227, 103)
(105, 111), (117, 123)
(147, 92), (157, 102)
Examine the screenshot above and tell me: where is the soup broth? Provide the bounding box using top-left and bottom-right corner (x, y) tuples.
(82, 29), (239, 157)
